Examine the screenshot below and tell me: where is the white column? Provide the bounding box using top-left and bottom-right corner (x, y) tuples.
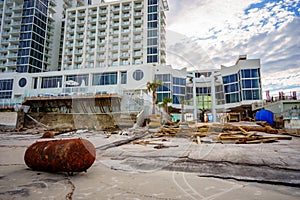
(211, 71), (217, 122)
(192, 71), (197, 121)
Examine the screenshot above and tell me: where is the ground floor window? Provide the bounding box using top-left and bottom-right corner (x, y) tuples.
(93, 72), (117, 85)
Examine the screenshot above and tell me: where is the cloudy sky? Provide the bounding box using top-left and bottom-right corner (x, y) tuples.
(166, 0), (300, 98)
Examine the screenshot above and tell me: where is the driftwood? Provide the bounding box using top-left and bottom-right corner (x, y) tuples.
(96, 131), (151, 150)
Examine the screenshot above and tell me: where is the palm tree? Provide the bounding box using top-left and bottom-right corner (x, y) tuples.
(146, 79), (163, 114)
(162, 97), (172, 114)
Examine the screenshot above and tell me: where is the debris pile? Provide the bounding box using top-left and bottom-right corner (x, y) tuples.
(128, 122), (293, 148)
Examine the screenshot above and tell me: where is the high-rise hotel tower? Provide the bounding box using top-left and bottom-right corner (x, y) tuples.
(62, 0), (169, 70)
(0, 0), (57, 73)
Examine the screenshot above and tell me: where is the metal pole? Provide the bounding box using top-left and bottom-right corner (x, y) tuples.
(211, 71), (216, 122)
(192, 71), (197, 121)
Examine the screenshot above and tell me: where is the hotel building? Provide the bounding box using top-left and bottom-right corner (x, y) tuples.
(0, 0), (262, 121)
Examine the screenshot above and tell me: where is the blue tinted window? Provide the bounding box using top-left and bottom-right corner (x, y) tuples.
(224, 83), (239, 93)
(157, 83), (171, 92)
(121, 72), (127, 84)
(0, 79), (13, 91)
(0, 92), (12, 99)
(147, 29), (158, 37)
(148, 0), (158, 5)
(147, 55), (158, 63)
(225, 93), (240, 103)
(17, 65), (28, 72)
(173, 86), (185, 95)
(242, 79), (259, 88)
(147, 47), (158, 54)
(173, 77), (186, 85)
(157, 93), (171, 102)
(148, 13), (158, 21)
(147, 38), (158, 45)
(155, 74), (170, 82)
(242, 90), (260, 100)
(148, 5), (158, 13)
(148, 21), (158, 28)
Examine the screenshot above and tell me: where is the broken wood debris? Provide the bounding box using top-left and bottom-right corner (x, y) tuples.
(217, 132), (292, 144)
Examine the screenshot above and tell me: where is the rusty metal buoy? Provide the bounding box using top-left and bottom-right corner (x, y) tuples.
(24, 138), (96, 174)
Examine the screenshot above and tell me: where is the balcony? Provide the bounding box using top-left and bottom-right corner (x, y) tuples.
(111, 30), (119, 35)
(78, 12), (86, 18)
(133, 52), (142, 57)
(76, 35), (84, 39)
(97, 55), (106, 60)
(75, 42), (84, 47)
(134, 4), (143, 10)
(9, 37), (20, 43)
(99, 24), (106, 29)
(122, 14), (130, 18)
(134, 12), (143, 16)
(134, 19), (142, 24)
(112, 7), (120, 13)
(111, 38), (119, 43)
(98, 47), (106, 52)
(74, 57), (83, 62)
(121, 45), (130, 50)
(74, 50), (83, 54)
(122, 29), (130, 34)
(99, 17), (107, 21)
(123, 5), (131, 10)
(122, 21), (130, 26)
(120, 53), (129, 58)
(68, 13), (76, 18)
(87, 33), (96, 38)
(12, 5), (23, 11)
(99, 31), (106, 36)
(77, 27), (85, 32)
(8, 45), (19, 50)
(99, 9), (107, 14)
(111, 54), (118, 59)
(133, 36), (142, 41)
(134, 27), (142, 32)
(89, 10), (97, 16)
(112, 15), (120, 19)
(12, 13), (22, 18)
(112, 22), (120, 27)
(77, 20), (85, 24)
(133, 44), (142, 49)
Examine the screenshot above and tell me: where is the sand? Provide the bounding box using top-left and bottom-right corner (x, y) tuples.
(0, 131), (300, 199)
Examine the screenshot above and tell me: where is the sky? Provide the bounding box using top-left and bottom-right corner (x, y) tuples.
(166, 0), (300, 98)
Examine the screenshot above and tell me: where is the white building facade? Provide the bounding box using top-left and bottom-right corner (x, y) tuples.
(62, 0), (167, 70)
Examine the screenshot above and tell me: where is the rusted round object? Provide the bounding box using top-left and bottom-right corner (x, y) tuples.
(24, 138), (96, 173)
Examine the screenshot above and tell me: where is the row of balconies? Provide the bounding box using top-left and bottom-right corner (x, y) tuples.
(64, 51), (143, 63)
(67, 18), (143, 31)
(68, 10), (143, 20)
(67, 4), (143, 18)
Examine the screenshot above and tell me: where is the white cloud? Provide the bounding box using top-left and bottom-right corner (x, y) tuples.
(166, 0), (300, 95)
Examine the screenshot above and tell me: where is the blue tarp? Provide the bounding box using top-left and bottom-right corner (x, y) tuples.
(255, 109), (274, 125)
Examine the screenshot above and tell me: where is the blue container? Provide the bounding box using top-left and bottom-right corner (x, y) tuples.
(255, 109), (274, 125)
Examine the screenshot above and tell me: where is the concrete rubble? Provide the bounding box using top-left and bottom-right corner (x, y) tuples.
(0, 121), (300, 199)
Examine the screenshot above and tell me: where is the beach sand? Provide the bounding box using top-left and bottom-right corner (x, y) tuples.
(0, 131), (300, 199)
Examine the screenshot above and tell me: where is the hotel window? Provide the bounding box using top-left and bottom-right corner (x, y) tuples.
(41, 76), (62, 88)
(66, 74), (89, 87)
(92, 72), (117, 85)
(133, 69), (144, 81)
(121, 71), (127, 84)
(0, 79), (13, 91)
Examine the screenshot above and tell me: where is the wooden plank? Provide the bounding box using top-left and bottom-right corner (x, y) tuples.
(196, 136), (201, 144)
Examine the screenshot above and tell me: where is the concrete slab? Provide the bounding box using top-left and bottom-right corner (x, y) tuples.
(0, 131), (300, 199)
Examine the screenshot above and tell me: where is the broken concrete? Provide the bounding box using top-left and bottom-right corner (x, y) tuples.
(1, 129), (300, 199)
